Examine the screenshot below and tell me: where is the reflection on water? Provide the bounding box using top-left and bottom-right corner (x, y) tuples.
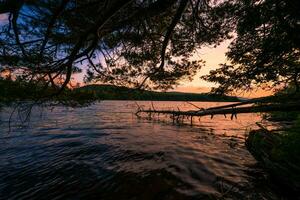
(0, 101), (287, 199)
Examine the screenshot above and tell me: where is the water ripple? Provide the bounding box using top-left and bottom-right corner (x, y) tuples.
(0, 101), (286, 200)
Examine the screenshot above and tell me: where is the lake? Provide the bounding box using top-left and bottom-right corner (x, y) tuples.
(0, 101), (286, 199)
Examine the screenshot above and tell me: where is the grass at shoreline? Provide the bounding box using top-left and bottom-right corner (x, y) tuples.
(246, 115), (300, 193)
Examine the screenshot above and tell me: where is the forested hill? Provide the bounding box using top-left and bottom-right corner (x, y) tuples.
(77, 85), (240, 102)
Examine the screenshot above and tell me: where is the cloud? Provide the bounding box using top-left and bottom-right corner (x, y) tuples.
(172, 86), (211, 94)
(0, 14), (9, 25)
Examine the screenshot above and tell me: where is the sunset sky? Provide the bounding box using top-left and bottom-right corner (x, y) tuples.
(73, 40), (231, 92)
(1, 13), (270, 97)
(172, 40), (231, 93)
(169, 41), (272, 97)
(67, 38), (273, 97)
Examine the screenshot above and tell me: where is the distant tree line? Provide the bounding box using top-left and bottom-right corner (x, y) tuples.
(78, 84), (239, 101)
(0, 76), (97, 106)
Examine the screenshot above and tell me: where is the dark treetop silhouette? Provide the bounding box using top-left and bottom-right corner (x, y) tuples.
(202, 0), (300, 94)
(0, 0), (235, 97)
(0, 0), (299, 99)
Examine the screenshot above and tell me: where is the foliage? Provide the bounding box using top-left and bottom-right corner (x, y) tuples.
(0, 0), (236, 93)
(271, 116), (300, 163)
(262, 111), (299, 122)
(0, 77), (97, 107)
(261, 85), (300, 121)
(202, 0), (300, 94)
(246, 115), (300, 192)
(1, 0), (299, 99)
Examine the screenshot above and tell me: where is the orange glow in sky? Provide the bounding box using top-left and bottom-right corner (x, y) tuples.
(173, 40), (231, 93)
(72, 39), (272, 98)
(172, 40), (273, 98)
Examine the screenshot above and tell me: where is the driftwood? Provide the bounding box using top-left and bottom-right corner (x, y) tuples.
(196, 95), (289, 112)
(204, 96), (269, 110)
(137, 102), (300, 117)
(135, 95), (300, 123)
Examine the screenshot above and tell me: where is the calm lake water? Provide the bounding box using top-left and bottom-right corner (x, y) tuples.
(0, 101), (288, 199)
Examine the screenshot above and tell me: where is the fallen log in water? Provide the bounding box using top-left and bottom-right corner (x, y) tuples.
(186, 94), (294, 112)
(203, 96), (270, 111)
(136, 102), (300, 120)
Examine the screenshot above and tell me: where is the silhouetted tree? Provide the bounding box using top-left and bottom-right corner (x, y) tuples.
(202, 0), (300, 94)
(0, 0), (236, 98)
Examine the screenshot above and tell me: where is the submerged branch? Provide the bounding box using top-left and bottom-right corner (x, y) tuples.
(136, 102), (300, 119)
